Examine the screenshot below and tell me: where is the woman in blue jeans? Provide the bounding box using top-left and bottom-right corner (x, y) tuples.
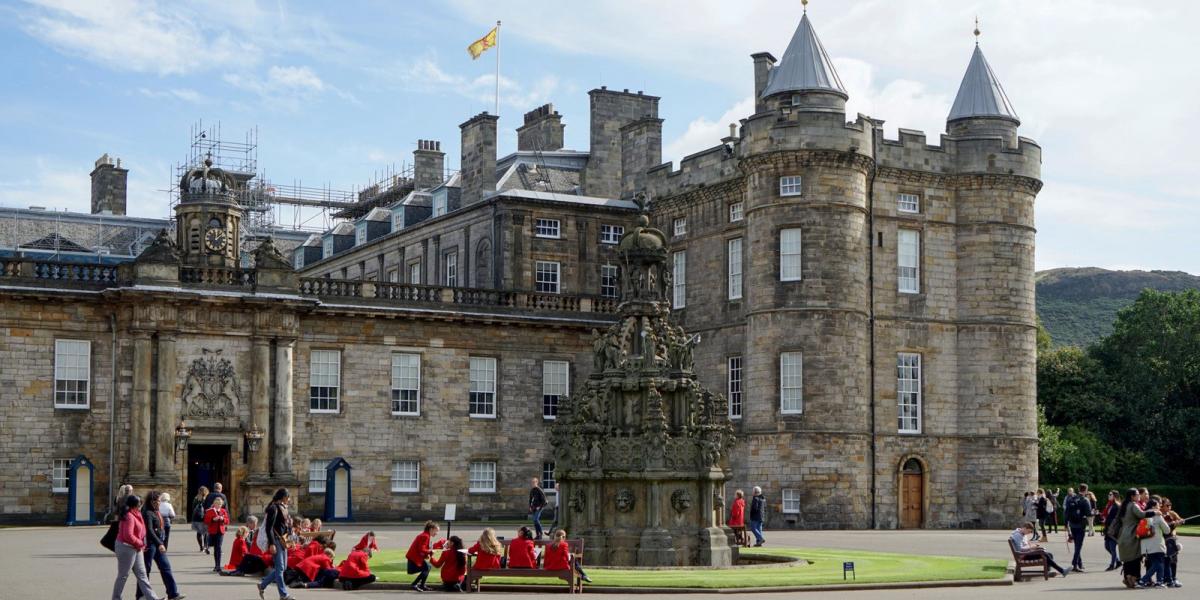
(257, 488), (294, 600)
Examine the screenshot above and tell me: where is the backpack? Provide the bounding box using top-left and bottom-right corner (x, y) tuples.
(255, 504), (272, 552)
(1067, 496), (1088, 523)
(1136, 518), (1154, 540)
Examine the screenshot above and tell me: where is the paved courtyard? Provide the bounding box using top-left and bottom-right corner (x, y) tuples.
(0, 524), (1191, 598)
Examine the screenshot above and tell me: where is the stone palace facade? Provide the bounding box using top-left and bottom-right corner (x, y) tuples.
(0, 12), (1040, 529)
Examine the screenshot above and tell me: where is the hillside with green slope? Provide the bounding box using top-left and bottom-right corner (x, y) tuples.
(1036, 268), (1200, 347)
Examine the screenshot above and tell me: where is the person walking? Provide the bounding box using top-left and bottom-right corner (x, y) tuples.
(748, 486), (766, 547)
(1085, 488), (1099, 537)
(1114, 487), (1157, 588)
(256, 488), (294, 600)
(204, 496), (229, 572)
(1137, 498), (1171, 588)
(729, 490), (748, 547)
(158, 493), (176, 550)
(191, 486), (209, 553)
(1162, 497), (1183, 588)
(111, 484), (135, 523)
(1034, 489), (1051, 541)
(1022, 491), (1039, 540)
(111, 495), (163, 600)
(528, 477), (548, 540)
(405, 520), (439, 591)
(138, 491), (184, 600)
(204, 482), (229, 513)
(1048, 488), (1061, 534)
(1064, 483), (1092, 571)
(1102, 490), (1122, 571)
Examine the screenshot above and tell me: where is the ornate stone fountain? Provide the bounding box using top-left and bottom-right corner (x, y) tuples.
(550, 195), (737, 566)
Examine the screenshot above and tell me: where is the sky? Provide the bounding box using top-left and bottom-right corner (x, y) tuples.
(1, 0), (1197, 274)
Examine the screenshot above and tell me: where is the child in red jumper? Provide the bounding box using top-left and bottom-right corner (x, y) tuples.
(507, 526), (537, 568)
(203, 497), (229, 572)
(224, 526), (248, 571)
(405, 520), (439, 591)
(468, 528), (503, 571)
(431, 535), (467, 592)
(291, 548), (339, 589)
(337, 546), (377, 590)
(544, 529), (591, 583)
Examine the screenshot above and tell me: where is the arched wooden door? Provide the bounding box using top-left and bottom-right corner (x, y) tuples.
(900, 458), (924, 529)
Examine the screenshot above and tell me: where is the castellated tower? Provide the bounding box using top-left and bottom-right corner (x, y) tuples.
(642, 11), (1041, 529)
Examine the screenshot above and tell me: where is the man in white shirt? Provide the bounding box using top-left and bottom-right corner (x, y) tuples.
(1011, 521), (1069, 577)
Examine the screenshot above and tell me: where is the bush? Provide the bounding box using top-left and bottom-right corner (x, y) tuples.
(1038, 484), (1200, 517)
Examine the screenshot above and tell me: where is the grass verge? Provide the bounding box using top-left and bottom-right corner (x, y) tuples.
(1178, 525), (1199, 537)
(371, 547), (1007, 588)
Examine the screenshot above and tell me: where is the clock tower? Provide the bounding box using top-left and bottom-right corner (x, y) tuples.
(175, 156), (242, 267)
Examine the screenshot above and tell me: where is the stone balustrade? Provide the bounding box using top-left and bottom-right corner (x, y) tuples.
(179, 265), (256, 287)
(301, 278), (619, 315)
(0, 258), (119, 284)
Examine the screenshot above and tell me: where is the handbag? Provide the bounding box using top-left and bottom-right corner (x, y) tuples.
(1135, 518), (1154, 539)
(100, 520), (119, 552)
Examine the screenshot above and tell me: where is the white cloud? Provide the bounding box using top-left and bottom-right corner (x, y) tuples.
(266, 66), (326, 93)
(664, 96), (753, 166)
(374, 55), (559, 111)
(224, 65), (357, 110)
(137, 87), (207, 104)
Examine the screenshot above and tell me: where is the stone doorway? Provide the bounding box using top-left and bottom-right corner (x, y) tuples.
(899, 457), (924, 529)
(187, 444), (231, 518)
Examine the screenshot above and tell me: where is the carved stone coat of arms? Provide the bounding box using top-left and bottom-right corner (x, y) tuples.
(181, 349), (241, 418)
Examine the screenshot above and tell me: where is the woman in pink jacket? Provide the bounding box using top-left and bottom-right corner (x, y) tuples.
(112, 495), (162, 600)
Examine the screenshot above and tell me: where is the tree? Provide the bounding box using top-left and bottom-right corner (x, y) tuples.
(1038, 346), (1112, 427)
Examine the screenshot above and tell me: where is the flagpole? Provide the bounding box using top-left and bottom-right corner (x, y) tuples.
(494, 20), (501, 117)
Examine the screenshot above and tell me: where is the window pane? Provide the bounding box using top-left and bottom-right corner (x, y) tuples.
(729, 202), (744, 222)
(542, 361), (569, 419)
(391, 461), (420, 492)
(600, 224), (624, 244)
(779, 176), (803, 196)
(310, 350), (340, 412)
(780, 352), (803, 413)
(535, 219), (561, 238)
(600, 264), (619, 298)
(309, 460), (327, 492)
(391, 353), (421, 414)
(898, 353), (922, 433)
(782, 489), (801, 513)
(55, 340), (90, 407)
(673, 217), (687, 237)
(52, 458), (71, 492)
(728, 238), (743, 300)
(535, 261), (560, 293)
(898, 193), (920, 213)
(728, 356), (743, 419)
(542, 462), (556, 489)
(445, 252), (457, 287)
(780, 228), (802, 281)
(469, 357), (497, 416)
(409, 263), (421, 285)
(673, 251), (687, 309)
(469, 461), (496, 492)
(898, 230), (920, 293)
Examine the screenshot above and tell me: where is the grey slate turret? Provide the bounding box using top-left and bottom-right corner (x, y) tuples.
(760, 13), (846, 100)
(948, 44), (1019, 124)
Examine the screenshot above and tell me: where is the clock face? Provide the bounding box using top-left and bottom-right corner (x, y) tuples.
(204, 228), (228, 253)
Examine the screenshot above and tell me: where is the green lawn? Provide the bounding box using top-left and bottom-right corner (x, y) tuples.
(1179, 525), (1200, 537)
(371, 547), (1007, 588)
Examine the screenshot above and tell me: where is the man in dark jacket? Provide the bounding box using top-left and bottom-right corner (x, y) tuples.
(749, 486), (766, 546)
(529, 477), (548, 540)
(1065, 483), (1094, 571)
(204, 482), (229, 513)
(141, 491), (183, 600)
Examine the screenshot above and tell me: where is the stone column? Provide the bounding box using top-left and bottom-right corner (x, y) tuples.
(250, 337), (272, 476)
(153, 333), (178, 477)
(129, 332), (153, 477)
(272, 338), (295, 476)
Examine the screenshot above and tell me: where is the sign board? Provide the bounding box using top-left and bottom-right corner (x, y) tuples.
(444, 503), (457, 522)
(843, 561), (855, 580)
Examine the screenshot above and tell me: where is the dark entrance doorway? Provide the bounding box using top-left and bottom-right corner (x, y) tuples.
(187, 444), (231, 518)
(900, 458), (924, 529)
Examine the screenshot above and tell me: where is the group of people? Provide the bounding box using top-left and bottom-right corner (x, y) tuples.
(404, 521), (590, 592)
(109, 486), (185, 600)
(1011, 484), (1185, 589)
(728, 487), (767, 547)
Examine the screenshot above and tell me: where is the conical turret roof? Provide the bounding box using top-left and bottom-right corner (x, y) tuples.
(948, 45), (1019, 124)
(761, 13), (847, 99)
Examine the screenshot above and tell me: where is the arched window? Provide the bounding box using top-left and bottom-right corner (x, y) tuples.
(902, 458), (923, 475)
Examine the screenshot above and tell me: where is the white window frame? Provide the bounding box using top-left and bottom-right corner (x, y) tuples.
(729, 202), (744, 222)
(779, 175), (803, 197)
(534, 218), (561, 239)
(391, 460), (420, 493)
(728, 237), (743, 300)
(600, 264), (619, 298)
(54, 339), (91, 409)
(52, 458), (71, 493)
(391, 353), (421, 416)
(782, 489), (801, 514)
(898, 352), (922, 434)
(535, 261), (560, 294)
(780, 352), (803, 414)
(433, 194), (448, 217)
(780, 228), (802, 282)
(600, 224), (624, 244)
(672, 250), (687, 309)
(322, 237), (333, 258)
(308, 460), (327, 493)
(728, 356), (743, 419)
(542, 360), (569, 420)
(673, 217), (687, 237)
(541, 462), (556, 490)
(898, 193), (920, 214)
(468, 461), (497, 493)
(309, 350), (341, 413)
(355, 222), (367, 245)
(444, 251), (458, 287)
(387, 268), (398, 283)
(409, 262), (421, 285)
(898, 229), (920, 294)
(392, 210), (405, 230)
(469, 357), (497, 418)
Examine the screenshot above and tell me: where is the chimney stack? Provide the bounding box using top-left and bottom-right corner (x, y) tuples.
(620, 117), (663, 198)
(90, 153), (128, 216)
(413, 139), (445, 190)
(583, 88), (660, 199)
(517, 104), (565, 152)
(459, 112), (499, 206)
(751, 52), (777, 113)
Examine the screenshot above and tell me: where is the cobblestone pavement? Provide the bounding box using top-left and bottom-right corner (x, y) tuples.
(1, 524), (1191, 598)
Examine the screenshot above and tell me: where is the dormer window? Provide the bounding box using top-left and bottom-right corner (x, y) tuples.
(293, 252), (304, 270)
(355, 222), (368, 245)
(322, 237), (333, 259)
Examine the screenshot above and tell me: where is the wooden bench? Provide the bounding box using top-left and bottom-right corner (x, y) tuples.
(1008, 538), (1050, 581)
(464, 538), (584, 593)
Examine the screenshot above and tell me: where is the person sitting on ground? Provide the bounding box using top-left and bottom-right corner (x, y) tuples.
(288, 548), (339, 589)
(1010, 521), (1069, 578)
(1138, 498), (1171, 588)
(468, 528), (503, 571)
(221, 520), (271, 576)
(203, 496), (229, 573)
(543, 529), (591, 583)
(729, 489), (748, 547)
(337, 543), (377, 590)
(405, 520), (439, 592)
(507, 526), (537, 569)
(431, 535), (467, 592)
(225, 526), (249, 572)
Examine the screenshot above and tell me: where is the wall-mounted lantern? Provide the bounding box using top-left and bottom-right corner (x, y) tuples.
(245, 423), (264, 453)
(174, 420), (192, 452)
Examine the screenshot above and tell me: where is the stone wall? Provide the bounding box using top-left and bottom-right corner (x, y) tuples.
(583, 88), (659, 199)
